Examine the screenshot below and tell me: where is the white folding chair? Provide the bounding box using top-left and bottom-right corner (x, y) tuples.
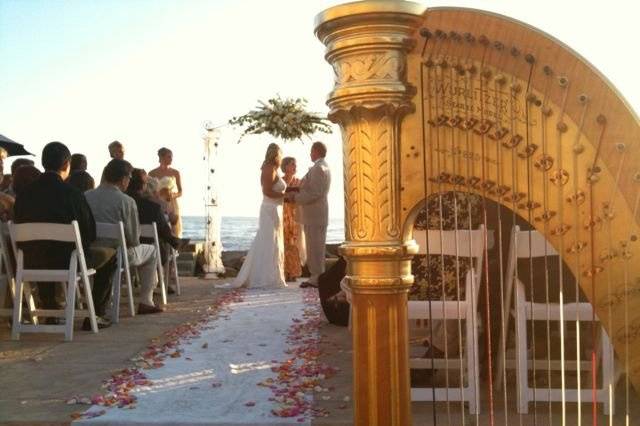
(497, 225), (615, 414)
(407, 225), (488, 415)
(9, 221), (98, 341)
(0, 222), (38, 324)
(95, 222), (135, 323)
(139, 223), (167, 305)
(165, 247), (181, 296)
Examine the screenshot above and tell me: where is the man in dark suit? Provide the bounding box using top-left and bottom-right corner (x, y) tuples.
(14, 142), (116, 329)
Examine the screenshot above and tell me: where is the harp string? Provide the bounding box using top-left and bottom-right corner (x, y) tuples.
(506, 60), (525, 426)
(458, 37), (481, 425)
(553, 74), (571, 426)
(587, 116), (607, 425)
(433, 33), (453, 424)
(537, 66), (555, 426)
(422, 28), (442, 425)
(568, 96), (590, 426)
(491, 55), (511, 425)
(603, 138), (632, 426)
(419, 28), (438, 426)
(625, 183), (640, 426)
(447, 33), (473, 425)
(464, 36), (492, 426)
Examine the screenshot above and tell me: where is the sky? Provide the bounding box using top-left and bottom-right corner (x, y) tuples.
(1, 0), (638, 218)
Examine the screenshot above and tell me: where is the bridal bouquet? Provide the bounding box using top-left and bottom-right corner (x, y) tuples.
(229, 96), (332, 142)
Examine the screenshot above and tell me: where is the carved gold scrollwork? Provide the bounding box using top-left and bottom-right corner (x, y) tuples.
(333, 52), (404, 85)
(341, 106), (407, 241)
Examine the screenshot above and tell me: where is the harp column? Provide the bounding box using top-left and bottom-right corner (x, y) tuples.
(315, 2), (424, 425)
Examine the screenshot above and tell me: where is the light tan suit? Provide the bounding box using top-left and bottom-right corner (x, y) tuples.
(295, 158), (331, 284)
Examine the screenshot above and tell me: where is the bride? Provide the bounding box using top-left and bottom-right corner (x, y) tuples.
(231, 143), (287, 289)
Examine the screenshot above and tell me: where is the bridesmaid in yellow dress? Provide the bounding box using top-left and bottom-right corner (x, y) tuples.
(281, 157), (302, 282)
(149, 147), (183, 237)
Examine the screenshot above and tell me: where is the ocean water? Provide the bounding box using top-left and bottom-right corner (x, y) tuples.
(182, 216), (345, 251)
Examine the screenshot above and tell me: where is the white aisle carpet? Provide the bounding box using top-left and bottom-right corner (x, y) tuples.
(75, 286), (310, 426)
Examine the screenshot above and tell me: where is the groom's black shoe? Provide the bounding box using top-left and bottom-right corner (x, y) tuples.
(300, 281), (318, 289)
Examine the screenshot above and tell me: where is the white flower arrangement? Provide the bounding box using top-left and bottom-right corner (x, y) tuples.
(229, 96), (332, 142)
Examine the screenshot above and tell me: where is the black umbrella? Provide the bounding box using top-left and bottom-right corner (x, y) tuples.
(0, 134), (33, 156)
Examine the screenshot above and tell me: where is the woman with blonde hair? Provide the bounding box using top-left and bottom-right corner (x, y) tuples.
(229, 143), (287, 288)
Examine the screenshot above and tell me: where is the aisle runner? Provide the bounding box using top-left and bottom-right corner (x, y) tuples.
(73, 286), (320, 426)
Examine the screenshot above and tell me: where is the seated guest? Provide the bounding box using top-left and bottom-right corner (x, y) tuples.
(11, 165), (41, 203)
(126, 169), (187, 293)
(108, 141), (124, 160)
(67, 170), (95, 192)
(13, 142), (116, 329)
(4, 158), (36, 197)
(0, 147), (9, 192)
(11, 158), (35, 175)
(85, 159), (162, 314)
(70, 153), (88, 172)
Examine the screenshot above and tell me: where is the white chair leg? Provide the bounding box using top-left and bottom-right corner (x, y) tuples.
(172, 251), (180, 296)
(124, 265), (135, 317)
(467, 311), (480, 414)
(79, 270), (98, 334)
(11, 275), (24, 340)
(23, 282), (39, 325)
(111, 257), (123, 324)
(64, 279), (76, 341)
(515, 290), (529, 414)
(601, 329), (615, 415)
(157, 257), (167, 305)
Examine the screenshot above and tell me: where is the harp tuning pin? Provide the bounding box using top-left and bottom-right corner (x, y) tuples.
(479, 35), (490, 45)
(424, 58), (435, 68)
(603, 202), (616, 220)
(448, 31), (460, 40)
(631, 235), (638, 242)
(583, 266), (604, 278)
(578, 94), (589, 104)
(439, 59), (449, 69)
(634, 172), (640, 183)
(481, 68), (493, 79)
(543, 65), (553, 76)
(557, 121), (569, 133)
(542, 106), (553, 117)
(494, 40), (505, 50)
(567, 241), (587, 254)
(526, 93), (537, 103)
(435, 29), (447, 39)
(573, 144), (585, 154)
(600, 249), (617, 262)
(419, 28), (432, 39)
(510, 46), (520, 57)
(616, 142), (626, 153)
(464, 32), (475, 43)
(525, 53), (536, 64)
(597, 114), (607, 125)
(494, 74), (507, 85)
(558, 76), (569, 87)
(511, 83), (522, 93)
(466, 64), (477, 75)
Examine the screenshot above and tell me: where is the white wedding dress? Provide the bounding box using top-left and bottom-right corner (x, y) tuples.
(231, 176), (287, 289)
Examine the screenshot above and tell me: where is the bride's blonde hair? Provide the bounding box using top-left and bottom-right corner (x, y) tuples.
(263, 143), (282, 168)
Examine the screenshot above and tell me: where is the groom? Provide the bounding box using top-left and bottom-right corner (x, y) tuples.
(287, 141), (331, 288)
